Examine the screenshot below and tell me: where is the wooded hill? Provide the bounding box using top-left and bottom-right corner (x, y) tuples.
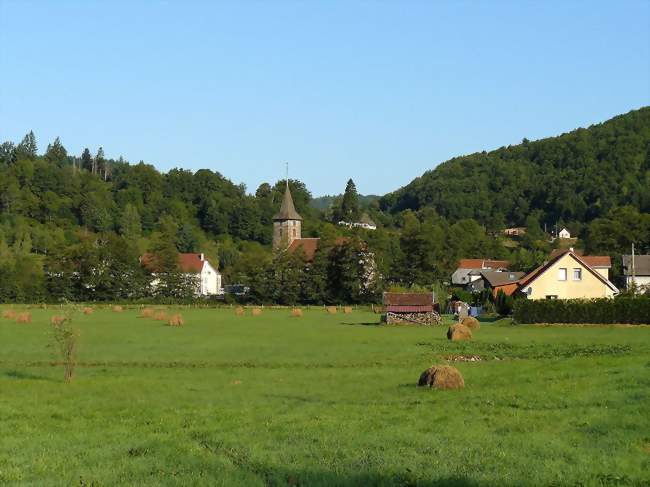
(380, 107), (650, 233)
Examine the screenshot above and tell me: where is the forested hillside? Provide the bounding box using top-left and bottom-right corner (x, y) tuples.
(0, 107), (648, 303)
(380, 107), (650, 231)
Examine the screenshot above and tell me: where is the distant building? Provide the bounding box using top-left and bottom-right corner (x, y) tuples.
(451, 259), (510, 286)
(517, 249), (618, 300)
(338, 213), (377, 231)
(382, 292), (439, 325)
(141, 253), (222, 296)
(273, 182), (303, 250)
(504, 227), (526, 237)
(622, 254), (650, 291)
(558, 228), (571, 239)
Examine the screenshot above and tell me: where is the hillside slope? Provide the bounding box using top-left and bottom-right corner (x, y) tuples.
(380, 107), (650, 228)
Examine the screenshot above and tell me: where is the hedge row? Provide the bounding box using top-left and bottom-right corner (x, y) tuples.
(513, 298), (650, 324)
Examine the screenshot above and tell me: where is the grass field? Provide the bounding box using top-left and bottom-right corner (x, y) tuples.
(0, 306), (649, 486)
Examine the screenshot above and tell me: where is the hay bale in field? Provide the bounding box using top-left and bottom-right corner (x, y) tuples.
(461, 316), (480, 330)
(447, 323), (472, 341)
(153, 311), (168, 321)
(140, 307), (154, 318)
(326, 306), (337, 314)
(291, 308), (303, 318)
(252, 308), (262, 316)
(418, 365), (465, 390)
(2, 309), (17, 319)
(82, 307), (93, 315)
(16, 312), (32, 324)
(50, 315), (66, 326)
(168, 314), (184, 327)
(343, 306), (352, 314)
(112, 305), (124, 313)
(235, 307), (245, 316)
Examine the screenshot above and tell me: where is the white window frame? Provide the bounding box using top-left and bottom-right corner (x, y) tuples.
(573, 268), (582, 281)
(558, 268), (567, 281)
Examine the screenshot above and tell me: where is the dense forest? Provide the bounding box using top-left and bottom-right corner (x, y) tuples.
(0, 108), (648, 303)
(381, 107), (650, 235)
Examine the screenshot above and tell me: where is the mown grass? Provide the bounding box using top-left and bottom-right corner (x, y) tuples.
(0, 306), (649, 486)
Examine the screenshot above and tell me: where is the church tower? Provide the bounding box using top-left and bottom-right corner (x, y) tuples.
(273, 181), (302, 250)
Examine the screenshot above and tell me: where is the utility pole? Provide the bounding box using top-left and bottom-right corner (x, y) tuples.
(632, 242), (636, 290)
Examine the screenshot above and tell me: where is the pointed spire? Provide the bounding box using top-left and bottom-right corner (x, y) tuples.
(273, 183), (303, 221)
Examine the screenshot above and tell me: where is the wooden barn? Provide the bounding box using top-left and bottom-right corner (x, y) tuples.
(382, 292), (441, 325)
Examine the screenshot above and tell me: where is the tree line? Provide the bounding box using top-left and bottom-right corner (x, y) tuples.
(1, 107), (649, 303)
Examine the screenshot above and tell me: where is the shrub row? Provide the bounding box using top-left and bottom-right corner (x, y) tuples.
(513, 297), (650, 324)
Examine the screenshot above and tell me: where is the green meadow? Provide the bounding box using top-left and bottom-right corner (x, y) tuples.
(0, 307), (649, 486)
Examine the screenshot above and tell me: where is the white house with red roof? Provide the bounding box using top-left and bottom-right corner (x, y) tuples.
(141, 253), (222, 296)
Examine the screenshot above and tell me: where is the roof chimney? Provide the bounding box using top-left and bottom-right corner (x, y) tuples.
(569, 247), (574, 252)
(200, 253), (205, 261)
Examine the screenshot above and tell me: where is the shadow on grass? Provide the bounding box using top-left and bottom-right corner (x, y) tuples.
(194, 434), (494, 487)
(4, 369), (56, 381)
(338, 321), (383, 327)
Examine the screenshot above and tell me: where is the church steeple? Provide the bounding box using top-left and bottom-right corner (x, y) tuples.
(273, 177), (302, 249)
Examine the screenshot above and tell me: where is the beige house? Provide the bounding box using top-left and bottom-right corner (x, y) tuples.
(518, 249), (618, 300)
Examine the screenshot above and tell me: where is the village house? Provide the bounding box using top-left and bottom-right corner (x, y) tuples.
(141, 253), (222, 296)
(517, 249), (618, 300)
(467, 270), (525, 296)
(451, 259), (510, 286)
(558, 227), (571, 239)
(622, 254), (650, 291)
(548, 249), (612, 280)
(504, 227), (526, 237)
(338, 213), (377, 231)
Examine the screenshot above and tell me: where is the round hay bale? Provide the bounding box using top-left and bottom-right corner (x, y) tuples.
(112, 305), (124, 313)
(167, 314), (184, 327)
(140, 307), (154, 318)
(153, 311), (168, 321)
(16, 312), (32, 324)
(2, 309), (17, 319)
(82, 307), (94, 315)
(50, 315), (66, 326)
(417, 365), (464, 390)
(343, 306), (352, 314)
(251, 308), (262, 316)
(235, 307), (245, 316)
(447, 323), (472, 341)
(461, 316), (480, 330)
(326, 306), (337, 314)
(291, 308), (303, 318)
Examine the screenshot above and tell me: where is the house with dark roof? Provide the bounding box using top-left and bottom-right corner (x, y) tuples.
(517, 249), (618, 300)
(622, 254), (650, 291)
(467, 270), (525, 296)
(141, 253), (222, 296)
(451, 259), (510, 286)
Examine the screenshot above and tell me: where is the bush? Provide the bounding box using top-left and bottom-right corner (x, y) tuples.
(513, 297), (650, 324)
(495, 290), (514, 316)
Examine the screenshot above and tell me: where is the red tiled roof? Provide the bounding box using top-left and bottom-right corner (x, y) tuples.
(457, 259), (509, 269)
(287, 238), (320, 261)
(141, 253), (205, 273)
(383, 292), (434, 307)
(581, 256), (611, 268)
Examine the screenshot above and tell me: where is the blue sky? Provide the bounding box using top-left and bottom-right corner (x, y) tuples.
(1, 1), (649, 196)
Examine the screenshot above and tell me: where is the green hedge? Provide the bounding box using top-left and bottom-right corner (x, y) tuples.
(513, 297), (650, 324)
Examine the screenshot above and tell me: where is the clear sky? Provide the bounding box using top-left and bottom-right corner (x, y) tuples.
(1, 1), (649, 197)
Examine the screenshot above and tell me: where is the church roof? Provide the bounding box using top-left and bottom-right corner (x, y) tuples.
(273, 184), (302, 221)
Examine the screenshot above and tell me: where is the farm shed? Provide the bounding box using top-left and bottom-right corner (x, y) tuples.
(383, 292), (440, 325)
